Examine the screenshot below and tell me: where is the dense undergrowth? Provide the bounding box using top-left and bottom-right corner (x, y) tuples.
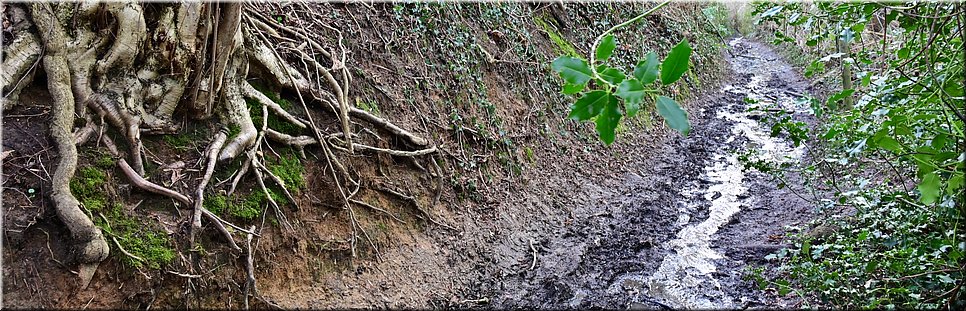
(743, 1), (965, 308)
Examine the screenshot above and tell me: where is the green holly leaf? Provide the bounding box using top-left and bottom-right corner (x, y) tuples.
(918, 172), (941, 204)
(562, 83), (586, 95)
(595, 94), (622, 145)
(615, 79), (646, 117)
(569, 90), (609, 121)
(947, 173), (964, 196)
(634, 52), (660, 84)
(661, 40), (692, 85)
(655, 96), (690, 135)
(598, 66), (626, 85)
(551, 56), (594, 86)
(596, 35), (617, 62)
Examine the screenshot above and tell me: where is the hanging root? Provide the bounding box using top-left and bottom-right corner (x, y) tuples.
(46, 54), (110, 288)
(191, 130), (243, 251)
(218, 60), (258, 161)
(241, 82), (307, 129)
(29, 2), (109, 288)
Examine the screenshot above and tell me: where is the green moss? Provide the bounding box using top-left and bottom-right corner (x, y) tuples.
(356, 97), (381, 115)
(121, 230), (175, 269)
(95, 203), (174, 270)
(227, 124), (241, 139)
(267, 150), (305, 193)
(246, 92), (302, 136)
(70, 164), (174, 270)
(162, 130), (198, 151)
(534, 15), (579, 57)
(203, 194), (229, 216)
(71, 167), (108, 211)
(235, 188), (289, 220)
(94, 153), (116, 168)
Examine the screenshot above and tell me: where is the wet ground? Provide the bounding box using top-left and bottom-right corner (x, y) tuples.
(487, 37), (817, 309)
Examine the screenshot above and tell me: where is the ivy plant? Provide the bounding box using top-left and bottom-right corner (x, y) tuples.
(750, 1), (965, 308)
(550, 0), (693, 144)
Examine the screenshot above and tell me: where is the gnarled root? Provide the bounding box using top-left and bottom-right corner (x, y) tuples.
(30, 2), (109, 288)
(45, 54), (109, 288)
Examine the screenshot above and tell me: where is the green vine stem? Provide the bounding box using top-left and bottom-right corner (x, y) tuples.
(589, 0), (672, 88)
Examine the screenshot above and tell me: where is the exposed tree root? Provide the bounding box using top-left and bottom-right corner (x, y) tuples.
(9, 0), (442, 301)
(100, 133), (187, 205)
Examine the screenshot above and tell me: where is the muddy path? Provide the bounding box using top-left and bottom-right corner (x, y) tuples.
(482, 37), (817, 309)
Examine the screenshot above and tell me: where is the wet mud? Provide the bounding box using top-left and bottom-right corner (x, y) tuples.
(488, 37), (817, 309)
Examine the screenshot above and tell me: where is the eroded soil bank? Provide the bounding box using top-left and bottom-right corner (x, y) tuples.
(481, 37), (817, 309)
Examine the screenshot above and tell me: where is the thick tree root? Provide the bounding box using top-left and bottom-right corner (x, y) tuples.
(10, 1), (446, 301)
(44, 55), (110, 288)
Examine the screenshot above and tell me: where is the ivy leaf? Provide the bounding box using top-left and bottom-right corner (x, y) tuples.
(615, 79), (646, 117)
(569, 90), (609, 121)
(661, 40), (692, 85)
(596, 35), (617, 62)
(595, 94), (622, 145)
(562, 83), (586, 95)
(598, 66), (626, 85)
(948, 173), (964, 195)
(876, 136), (901, 153)
(896, 47), (910, 59)
(655, 96), (690, 135)
(826, 89), (855, 107)
(551, 56), (593, 86)
(917, 172), (941, 204)
(634, 52), (660, 84)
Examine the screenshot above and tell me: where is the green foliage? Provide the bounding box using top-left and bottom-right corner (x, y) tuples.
(634, 52), (660, 84)
(660, 40), (693, 85)
(750, 1), (966, 308)
(765, 191), (963, 309)
(655, 96), (690, 135)
(615, 79), (645, 117)
(549, 7), (694, 143)
(595, 35), (617, 62)
(702, 4), (732, 37)
(551, 56), (594, 88)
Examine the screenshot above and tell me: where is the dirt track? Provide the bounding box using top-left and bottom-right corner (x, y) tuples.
(480, 37), (817, 309)
(1, 35), (819, 309)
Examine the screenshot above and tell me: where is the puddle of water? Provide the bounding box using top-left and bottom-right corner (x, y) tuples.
(639, 37), (806, 309)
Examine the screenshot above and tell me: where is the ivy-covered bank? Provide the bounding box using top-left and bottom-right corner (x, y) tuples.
(745, 2), (965, 308)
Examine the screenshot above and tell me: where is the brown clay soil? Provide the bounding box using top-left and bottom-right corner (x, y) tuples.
(3, 3), (821, 309)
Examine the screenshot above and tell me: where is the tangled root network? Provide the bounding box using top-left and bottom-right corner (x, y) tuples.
(1, 1), (438, 296)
